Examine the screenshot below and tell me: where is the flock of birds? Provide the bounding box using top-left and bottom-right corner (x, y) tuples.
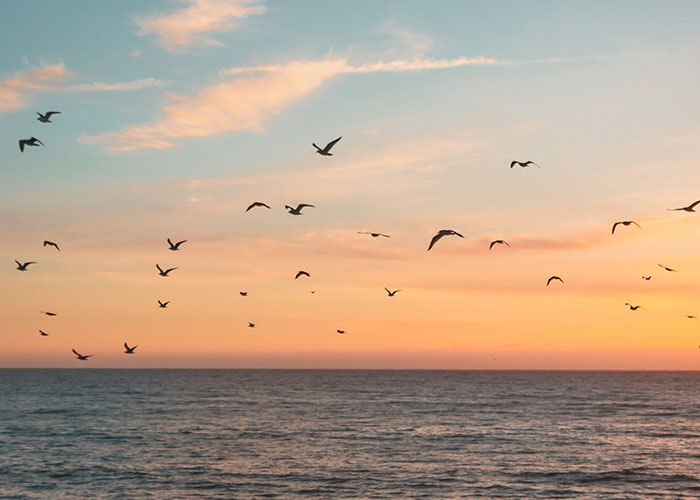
(13, 114), (700, 361)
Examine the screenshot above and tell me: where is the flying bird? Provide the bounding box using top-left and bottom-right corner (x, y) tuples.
(641, 276), (652, 280)
(240, 291), (248, 296)
(124, 343), (137, 354)
(625, 302), (644, 311)
(427, 229), (464, 251)
(248, 322), (255, 328)
(547, 276), (564, 286)
(510, 160), (540, 169)
(41, 311), (57, 316)
(43, 240), (60, 251)
(157, 300), (170, 308)
(246, 202), (271, 212)
(489, 240), (510, 250)
(313, 136), (342, 156)
(19, 137), (43, 152)
(612, 221), (641, 234)
(167, 238), (187, 251)
(36, 111), (61, 123)
(658, 264), (677, 272)
(295, 271), (310, 279)
(337, 329), (345, 334)
(39, 330), (48, 337)
(15, 260), (36, 271)
(285, 203), (315, 215)
(687, 315), (697, 319)
(667, 200), (700, 212)
(72, 349), (92, 361)
(357, 232), (390, 238)
(156, 264), (177, 276)
(385, 288), (401, 297)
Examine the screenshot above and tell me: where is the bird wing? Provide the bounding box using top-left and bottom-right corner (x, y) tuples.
(15, 260), (21, 266)
(525, 161), (541, 169)
(385, 287), (391, 294)
(631, 221), (641, 229)
(611, 222), (620, 234)
(489, 241), (496, 249)
(427, 232), (445, 251)
(510, 161), (518, 168)
(72, 349), (81, 357)
(379, 233), (390, 237)
(124, 343), (130, 350)
(156, 264), (164, 273)
(175, 240), (187, 247)
(45, 111), (60, 118)
(167, 238), (173, 246)
(164, 301), (170, 306)
(26, 262), (37, 266)
(324, 136), (342, 151)
(19, 140), (25, 152)
(165, 267), (177, 274)
(297, 204), (315, 210)
(312, 143), (322, 151)
(453, 231), (464, 238)
(688, 200), (700, 209)
(31, 137), (43, 145)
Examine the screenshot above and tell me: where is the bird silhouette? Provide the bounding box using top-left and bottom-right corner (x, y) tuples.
(156, 264), (177, 276)
(510, 160), (540, 169)
(41, 311), (57, 316)
(612, 221), (641, 234)
(357, 232), (390, 238)
(547, 276), (564, 286)
(667, 200), (700, 212)
(39, 330), (49, 336)
(240, 291), (248, 296)
(157, 300), (170, 308)
(19, 137), (43, 152)
(337, 329), (345, 334)
(15, 260), (36, 271)
(658, 264), (677, 272)
(285, 203), (314, 215)
(428, 229), (464, 251)
(625, 302), (643, 311)
(248, 322), (255, 328)
(36, 111), (61, 123)
(313, 136), (342, 156)
(72, 349), (92, 360)
(687, 315), (697, 319)
(641, 276), (652, 280)
(43, 240), (60, 251)
(167, 238), (187, 251)
(295, 271), (310, 279)
(246, 202), (271, 212)
(124, 343), (137, 354)
(489, 240), (510, 250)
(385, 288), (401, 296)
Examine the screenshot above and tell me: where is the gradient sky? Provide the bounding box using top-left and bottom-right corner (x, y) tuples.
(2, 0), (700, 368)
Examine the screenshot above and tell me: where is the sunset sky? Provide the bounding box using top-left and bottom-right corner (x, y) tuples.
(2, 0), (700, 368)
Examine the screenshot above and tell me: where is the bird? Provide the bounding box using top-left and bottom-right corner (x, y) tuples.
(19, 137), (43, 152)
(240, 291), (248, 296)
(167, 238), (187, 251)
(489, 240), (510, 250)
(246, 202), (271, 212)
(309, 290), (316, 294)
(313, 136), (342, 156)
(285, 203), (314, 215)
(43, 240), (60, 251)
(36, 111), (61, 123)
(124, 343), (137, 354)
(547, 276), (564, 286)
(658, 264), (677, 272)
(641, 276), (652, 280)
(39, 330), (48, 336)
(157, 300), (170, 308)
(427, 229), (464, 251)
(40, 311), (57, 316)
(667, 200), (700, 212)
(72, 349), (92, 361)
(612, 221), (641, 234)
(295, 271), (310, 279)
(357, 232), (390, 238)
(248, 322), (255, 328)
(625, 302), (643, 311)
(687, 315), (697, 319)
(156, 264), (177, 276)
(337, 329), (345, 334)
(385, 288), (401, 297)
(15, 260), (36, 271)
(510, 160), (540, 169)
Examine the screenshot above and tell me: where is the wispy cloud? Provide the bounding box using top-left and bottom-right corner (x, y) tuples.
(63, 77), (165, 92)
(136, 0), (265, 51)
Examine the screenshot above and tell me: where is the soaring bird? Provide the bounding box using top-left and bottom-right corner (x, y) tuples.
(687, 315), (697, 319)
(239, 291), (248, 296)
(625, 302), (643, 311)
(658, 264), (677, 272)
(547, 276), (564, 286)
(246, 202), (271, 212)
(337, 329), (345, 334)
(642, 276), (652, 280)
(357, 232), (390, 238)
(313, 136), (342, 156)
(668, 200), (700, 212)
(612, 221), (641, 234)
(72, 349), (92, 361)
(41, 311), (57, 316)
(19, 137), (43, 152)
(167, 238), (187, 251)
(124, 343), (137, 354)
(156, 264), (177, 276)
(295, 271), (310, 279)
(285, 203), (314, 215)
(427, 229), (464, 251)
(158, 300), (170, 308)
(510, 160), (540, 169)
(489, 240), (510, 250)
(15, 260), (36, 271)
(36, 111), (61, 123)
(248, 322), (255, 328)
(385, 288), (401, 297)
(43, 240), (60, 251)
(39, 330), (48, 337)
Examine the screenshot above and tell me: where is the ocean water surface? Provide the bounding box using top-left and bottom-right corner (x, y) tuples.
(1, 370), (699, 499)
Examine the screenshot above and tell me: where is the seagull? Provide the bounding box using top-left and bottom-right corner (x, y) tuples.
(124, 343), (137, 354)
(357, 232), (390, 238)
(167, 238), (187, 251)
(285, 203), (315, 215)
(385, 288), (401, 297)
(36, 111), (61, 123)
(246, 202), (271, 212)
(625, 302), (644, 311)
(43, 240), (60, 251)
(427, 229), (464, 251)
(687, 315), (697, 319)
(642, 276), (652, 280)
(19, 137), (43, 152)
(489, 240), (510, 250)
(248, 322), (255, 328)
(612, 221), (641, 234)
(240, 291), (248, 296)
(41, 311), (57, 316)
(337, 329), (345, 334)
(313, 136), (342, 156)
(658, 264), (677, 272)
(72, 349), (92, 361)
(156, 264), (177, 276)
(295, 271), (310, 279)
(510, 160), (540, 169)
(667, 200), (700, 212)
(15, 260), (36, 271)
(309, 290), (316, 294)
(39, 330), (49, 336)
(158, 300), (170, 308)
(547, 276), (564, 286)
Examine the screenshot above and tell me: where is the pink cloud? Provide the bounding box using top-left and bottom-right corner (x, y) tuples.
(0, 64), (71, 113)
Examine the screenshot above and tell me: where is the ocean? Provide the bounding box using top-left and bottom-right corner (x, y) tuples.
(1, 370), (699, 499)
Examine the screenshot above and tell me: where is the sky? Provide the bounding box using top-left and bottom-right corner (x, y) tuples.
(2, 0), (700, 369)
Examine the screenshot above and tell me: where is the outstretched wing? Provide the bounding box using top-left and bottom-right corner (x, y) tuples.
(611, 222), (620, 234)
(45, 111), (61, 118)
(156, 264), (164, 273)
(19, 140), (25, 152)
(510, 161), (518, 168)
(72, 349), (81, 357)
(324, 136), (342, 152)
(297, 203), (315, 210)
(688, 200), (700, 209)
(427, 232), (444, 251)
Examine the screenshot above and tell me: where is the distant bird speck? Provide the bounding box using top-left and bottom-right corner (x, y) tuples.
(687, 315), (697, 319)
(72, 349), (92, 361)
(246, 202), (271, 212)
(658, 264), (677, 272)
(39, 330), (48, 336)
(510, 160), (540, 169)
(612, 221), (641, 234)
(667, 200), (700, 212)
(285, 203), (315, 215)
(337, 329), (345, 334)
(248, 322), (255, 328)
(547, 276), (564, 286)
(357, 232), (390, 238)
(124, 343), (137, 354)
(642, 276), (652, 280)
(295, 271), (310, 280)
(167, 238), (187, 251)
(313, 136), (342, 156)
(41, 311), (57, 316)
(625, 302), (643, 311)
(156, 264), (177, 276)
(19, 137), (43, 152)
(15, 260), (36, 271)
(158, 300), (170, 308)
(489, 240), (510, 250)
(36, 111), (61, 123)
(240, 291), (248, 296)
(43, 240), (60, 251)
(428, 229), (464, 251)
(385, 288), (401, 297)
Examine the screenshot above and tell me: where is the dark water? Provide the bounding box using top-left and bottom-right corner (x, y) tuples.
(1, 370), (699, 499)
